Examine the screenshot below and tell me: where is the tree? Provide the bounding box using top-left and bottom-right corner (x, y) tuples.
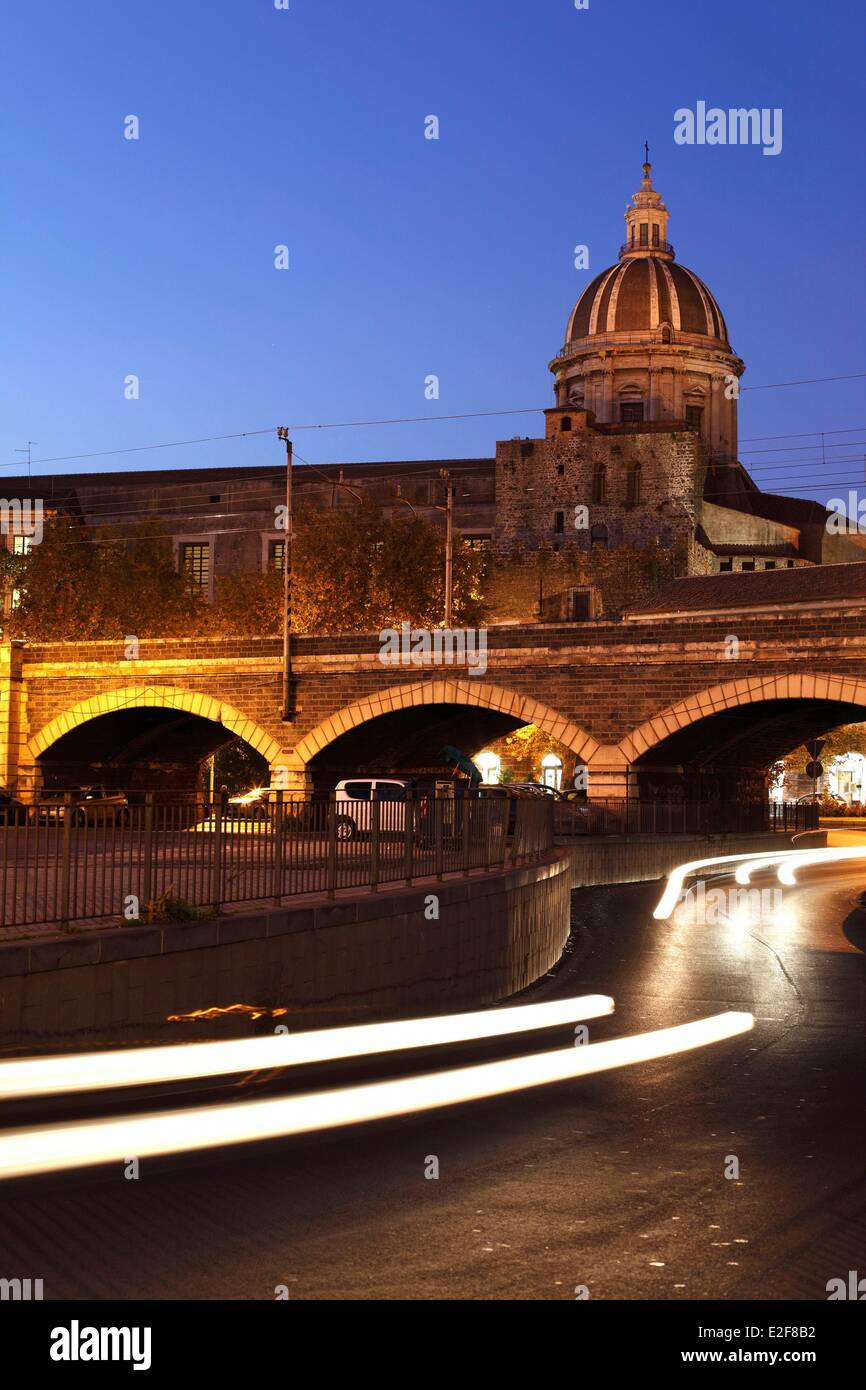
(1, 516), (203, 641)
(783, 724), (866, 776)
(0, 501), (485, 642)
(291, 498), (484, 634)
(209, 572), (282, 637)
(486, 724), (574, 785)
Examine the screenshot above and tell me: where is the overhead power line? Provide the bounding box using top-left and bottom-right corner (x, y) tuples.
(3, 371), (864, 473)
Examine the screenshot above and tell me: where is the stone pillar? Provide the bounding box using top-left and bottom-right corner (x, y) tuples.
(709, 376), (721, 457)
(602, 369), (615, 423)
(271, 755), (313, 797)
(0, 640), (25, 793)
(587, 744), (630, 799)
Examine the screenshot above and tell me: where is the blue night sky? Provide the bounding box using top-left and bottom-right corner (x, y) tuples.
(1, 0), (863, 503)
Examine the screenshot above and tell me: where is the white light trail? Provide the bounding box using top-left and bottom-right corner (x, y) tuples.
(652, 851), (801, 921)
(0, 1012), (753, 1180)
(0, 995), (614, 1102)
(776, 845), (866, 885)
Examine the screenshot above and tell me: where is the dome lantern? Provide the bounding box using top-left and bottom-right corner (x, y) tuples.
(622, 146), (673, 260)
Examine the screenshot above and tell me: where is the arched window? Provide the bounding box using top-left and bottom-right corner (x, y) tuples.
(541, 753), (563, 791)
(590, 523), (609, 547)
(626, 461), (642, 507)
(476, 751), (501, 785)
(592, 463), (606, 504)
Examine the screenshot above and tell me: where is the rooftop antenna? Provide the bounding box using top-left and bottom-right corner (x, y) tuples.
(15, 441), (37, 482)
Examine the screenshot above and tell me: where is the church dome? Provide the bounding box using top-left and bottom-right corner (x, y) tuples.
(564, 155), (730, 348)
(566, 256), (729, 345)
(550, 154), (744, 464)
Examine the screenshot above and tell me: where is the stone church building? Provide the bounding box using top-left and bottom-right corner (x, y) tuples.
(2, 159), (860, 626)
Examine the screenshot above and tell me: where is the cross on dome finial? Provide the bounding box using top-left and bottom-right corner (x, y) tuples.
(642, 141), (653, 186)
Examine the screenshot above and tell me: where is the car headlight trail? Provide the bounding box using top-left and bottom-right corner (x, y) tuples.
(0, 1012), (753, 1180)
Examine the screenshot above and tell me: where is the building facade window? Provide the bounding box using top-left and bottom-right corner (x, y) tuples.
(12, 535), (33, 555)
(639, 223), (648, 245)
(685, 405), (704, 431)
(590, 523), (609, 547)
(626, 462), (642, 507)
(592, 463), (606, 504)
(268, 538), (286, 572)
(541, 753), (563, 790)
(560, 416), (572, 432)
(719, 559), (733, 572)
(652, 224), (659, 246)
(554, 510), (565, 534)
(180, 542), (210, 593)
(476, 751), (501, 785)
(741, 560), (756, 572)
(620, 401), (644, 423)
(461, 534), (491, 552)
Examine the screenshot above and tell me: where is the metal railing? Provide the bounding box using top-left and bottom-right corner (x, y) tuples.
(0, 792), (554, 932)
(619, 240), (675, 258)
(553, 799), (818, 838)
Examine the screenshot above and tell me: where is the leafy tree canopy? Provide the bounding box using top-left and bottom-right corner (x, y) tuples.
(1, 503), (484, 641)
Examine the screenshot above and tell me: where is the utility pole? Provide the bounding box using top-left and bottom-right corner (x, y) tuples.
(277, 428), (294, 720)
(439, 468), (454, 627)
(15, 441), (37, 482)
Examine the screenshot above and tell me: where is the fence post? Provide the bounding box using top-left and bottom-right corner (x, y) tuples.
(434, 797), (444, 880)
(462, 792), (472, 875)
(403, 790), (414, 886)
(211, 795), (223, 913)
(326, 791), (337, 899)
(141, 792), (154, 915)
(271, 790), (284, 903)
(59, 791), (73, 930)
(370, 788), (380, 892)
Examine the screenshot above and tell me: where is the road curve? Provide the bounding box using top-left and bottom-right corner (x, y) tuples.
(0, 862), (864, 1300)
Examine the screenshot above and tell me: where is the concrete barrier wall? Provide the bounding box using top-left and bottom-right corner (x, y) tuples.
(561, 832), (800, 889)
(0, 854), (571, 1040)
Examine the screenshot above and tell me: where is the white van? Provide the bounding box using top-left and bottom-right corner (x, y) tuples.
(333, 777), (415, 841)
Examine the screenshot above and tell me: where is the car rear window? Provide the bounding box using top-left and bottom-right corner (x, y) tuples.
(376, 783), (406, 801)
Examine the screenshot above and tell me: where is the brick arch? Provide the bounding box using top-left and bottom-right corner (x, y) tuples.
(27, 686), (282, 764)
(292, 680), (599, 769)
(619, 673), (866, 764)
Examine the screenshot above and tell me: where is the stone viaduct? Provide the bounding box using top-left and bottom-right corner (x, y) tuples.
(3, 565), (866, 800)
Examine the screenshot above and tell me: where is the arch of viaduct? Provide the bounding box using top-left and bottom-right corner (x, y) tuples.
(3, 598), (866, 798)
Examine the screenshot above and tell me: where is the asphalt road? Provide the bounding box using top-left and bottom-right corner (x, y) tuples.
(1, 862), (864, 1300)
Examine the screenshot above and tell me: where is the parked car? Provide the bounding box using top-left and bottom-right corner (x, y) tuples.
(35, 786), (130, 826)
(226, 786), (274, 821)
(475, 783), (534, 833)
(0, 788), (28, 825)
(332, 777), (417, 841)
(797, 791), (847, 810)
(504, 781), (558, 798)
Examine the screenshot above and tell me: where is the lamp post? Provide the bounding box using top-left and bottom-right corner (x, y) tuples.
(276, 427), (294, 720)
